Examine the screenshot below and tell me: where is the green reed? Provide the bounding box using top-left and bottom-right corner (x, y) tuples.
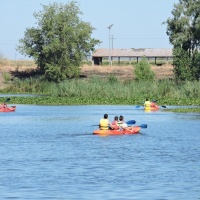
(1, 76), (200, 106)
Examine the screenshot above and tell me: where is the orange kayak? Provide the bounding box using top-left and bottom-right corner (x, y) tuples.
(144, 105), (159, 111)
(0, 106), (16, 112)
(93, 126), (141, 135)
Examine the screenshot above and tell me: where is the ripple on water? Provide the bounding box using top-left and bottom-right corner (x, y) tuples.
(0, 105), (200, 199)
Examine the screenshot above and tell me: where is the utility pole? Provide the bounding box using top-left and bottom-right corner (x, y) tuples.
(111, 35), (115, 49)
(107, 24), (113, 66)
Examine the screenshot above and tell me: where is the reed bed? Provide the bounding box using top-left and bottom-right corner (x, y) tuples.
(1, 76), (200, 106)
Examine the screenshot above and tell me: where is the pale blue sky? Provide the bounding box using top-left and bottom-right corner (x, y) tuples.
(0, 0), (179, 60)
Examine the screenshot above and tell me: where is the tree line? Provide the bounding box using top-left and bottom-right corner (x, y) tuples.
(164, 0), (200, 81)
(17, 0), (200, 82)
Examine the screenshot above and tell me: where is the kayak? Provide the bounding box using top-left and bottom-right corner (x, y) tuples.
(144, 105), (159, 111)
(0, 106), (16, 112)
(93, 126), (141, 135)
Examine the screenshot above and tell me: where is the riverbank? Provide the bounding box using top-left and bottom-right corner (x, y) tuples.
(1, 62), (200, 113)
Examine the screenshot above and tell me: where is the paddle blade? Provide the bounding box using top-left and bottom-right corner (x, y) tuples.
(126, 120), (136, 125)
(5, 98), (10, 103)
(161, 106), (166, 108)
(135, 105), (140, 108)
(139, 124), (147, 128)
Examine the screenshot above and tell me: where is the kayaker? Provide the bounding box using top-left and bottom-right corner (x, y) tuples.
(111, 116), (119, 130)
(150, 100), (157, 108)
(144, 98), (151, 110)
(3, 102), (7, 108)
(99, 114), (113, 130)
(118, 115), (133, 131)
(0, 102), (7, 109)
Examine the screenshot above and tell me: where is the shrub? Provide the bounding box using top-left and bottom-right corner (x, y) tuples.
(134, 57), (155, 81)
(3, 72), (11, 83)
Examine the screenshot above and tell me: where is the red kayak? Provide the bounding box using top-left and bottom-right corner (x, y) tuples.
(144, 106), (159, 111)
(93, 126), (141, 135)
(0, 106), (16, 112)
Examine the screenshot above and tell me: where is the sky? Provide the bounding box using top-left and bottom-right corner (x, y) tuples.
(0, 0), (179, 60)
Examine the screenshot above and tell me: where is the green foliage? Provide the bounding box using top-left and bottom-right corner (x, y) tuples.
(2, 76), (200, 106)
(173, 47), (200, 81)
(134, 57), (155, 81)
(65, 65), (80, 78)
(44, 64), (66, 82)
(165, 0), (200, 81)
(191, 50), (200, 80)
(173, 47), (193, 81)
(1, 93), (200, 107)
(17, 1), (101, 82)
(108, 74), (118, 84)
(2, 72), (11, 83)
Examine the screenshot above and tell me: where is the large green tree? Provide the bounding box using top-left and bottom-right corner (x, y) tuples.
(165, 0), (200, 81)
(17, 1), (101, 82)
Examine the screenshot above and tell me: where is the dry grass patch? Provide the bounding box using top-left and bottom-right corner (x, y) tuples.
(80, 64), (174, 80)
(0, 62), (174, 89)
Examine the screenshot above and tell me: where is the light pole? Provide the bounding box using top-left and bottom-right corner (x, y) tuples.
(107, 24), (113, 66)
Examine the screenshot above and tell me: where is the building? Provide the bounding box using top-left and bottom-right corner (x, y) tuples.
(92, 48), (173, 65)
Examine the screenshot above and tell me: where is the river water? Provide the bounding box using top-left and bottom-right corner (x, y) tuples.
(0, 105), (199, 199)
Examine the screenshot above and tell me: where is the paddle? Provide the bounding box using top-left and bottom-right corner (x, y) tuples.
(137, 124), (147, 128)
(1, 98), (11, 107)
(4, 98), (11, 103)
(136, 105), (166, 109)
(126, 120), (136, 125)
(91, 120), (136, 127)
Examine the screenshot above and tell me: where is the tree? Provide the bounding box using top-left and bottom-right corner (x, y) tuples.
(134, 57), (155, 81)
(17, 1), (101, 82)
(172, 47), (193, 81)
(164, 0), (200, 81)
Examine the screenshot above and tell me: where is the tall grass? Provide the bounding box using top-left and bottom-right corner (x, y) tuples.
(1, 76), (200, 105)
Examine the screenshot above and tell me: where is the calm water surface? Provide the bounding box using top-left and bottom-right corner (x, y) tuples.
(0, 105), (200, 200)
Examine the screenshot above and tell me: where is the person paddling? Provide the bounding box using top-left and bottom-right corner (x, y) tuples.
(111, 116), (120, 130)
(99, 114), (113, 130)
(0, 102), (7, 109)
(0, 98), (10, 109)
(150, 100), (158, 108)
(118, 115), (133, 131)
(144, 98), (151, 110)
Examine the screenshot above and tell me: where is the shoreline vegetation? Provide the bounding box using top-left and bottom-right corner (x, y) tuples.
(0, 60), (200, 112)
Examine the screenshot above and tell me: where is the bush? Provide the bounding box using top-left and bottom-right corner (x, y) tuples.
(3, 72), (11, 83)
(44, 64), (66, 82)
(134, 57), (155, 81)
